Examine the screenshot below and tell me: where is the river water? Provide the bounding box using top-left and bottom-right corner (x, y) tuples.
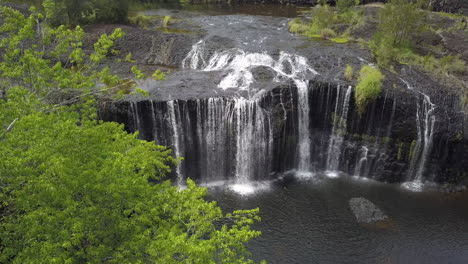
(207, 174), (468, 264)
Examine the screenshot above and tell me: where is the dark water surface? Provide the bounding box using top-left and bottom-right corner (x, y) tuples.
(207, 175), (468, 264)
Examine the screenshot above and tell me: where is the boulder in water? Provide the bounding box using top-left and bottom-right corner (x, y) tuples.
(349, 197), (388, 224)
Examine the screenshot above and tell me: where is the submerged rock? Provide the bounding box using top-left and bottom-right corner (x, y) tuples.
(349, 197), (388, 224)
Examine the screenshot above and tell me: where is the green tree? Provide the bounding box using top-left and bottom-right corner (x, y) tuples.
(32, 0), (129, 25)
(336, 0), (359, 14)
(0, 5), (263, 263)
(370, 0), (427, 67)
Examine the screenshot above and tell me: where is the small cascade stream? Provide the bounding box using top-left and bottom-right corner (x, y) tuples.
(326, 85), (352, 176)
(400, 79), (437, 190)
(167, 100), (183, 185)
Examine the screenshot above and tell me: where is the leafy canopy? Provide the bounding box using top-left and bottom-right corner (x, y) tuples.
(0, 5), (263, 263)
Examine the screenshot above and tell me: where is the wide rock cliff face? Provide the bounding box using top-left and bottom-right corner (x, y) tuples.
(97, 8), (467, 187)
(99, 79), (468, 185)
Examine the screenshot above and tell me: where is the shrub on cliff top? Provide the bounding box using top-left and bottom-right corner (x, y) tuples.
(355, 65), (384, 114)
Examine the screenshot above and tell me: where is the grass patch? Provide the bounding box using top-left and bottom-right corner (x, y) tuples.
(288, 18), (309, 34)
(288, 3), (362, 45)
(331, 38), (350, 44)
(436, 12), (468, 20)
(397, 49), (466, 76)
(355, 65), (384, 114)
(320, 28), (337, 38)
(156, 27), (195, 34)
(163, 15), (172, 28)
(345, 64), (354, 81)
(128, 14), (154, 28)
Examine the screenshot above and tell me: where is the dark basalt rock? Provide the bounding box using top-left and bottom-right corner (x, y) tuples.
(349, 197), (388, 224)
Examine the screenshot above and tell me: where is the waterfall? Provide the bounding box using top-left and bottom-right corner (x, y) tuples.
(296, 80), (311, 173)
(400, 78), (437, 186)
(180, 40), (318, 184)
(167, 100), (183, 185)
(326, 86), (352, 175)
(130, 102), (141, 134)
(408, 94), (436, 182)
(181, 40), (206, 69)
(232, 98), (272, 183)
(354, 146), (369, 177)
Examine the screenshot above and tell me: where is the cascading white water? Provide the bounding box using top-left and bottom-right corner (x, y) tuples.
(326, 86), (352, 175)
(181, 40), (206, 69)
(400, 78), (437, 188)
(409, 94), (436, 182)
(167, 100), (183, 185)
(232, 98), (272, 183)
(354, 146), (369, 177)
(130, 102), (141, 133)
(182, 40), (318, 185)
(183, 40), (318, 89)
(295, 80), (311, 173)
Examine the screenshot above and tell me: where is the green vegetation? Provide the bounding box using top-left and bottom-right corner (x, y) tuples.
(369, 0), (427, 68)
(369, 0), (466, 75)
(336, 0), (360, 14)
(320, 27), (337, 38)
(345, 64), (354, 81)
(288, 18), (310, 35)
(355, 65), (384, 114)
(288, 1), (363, 44)
(163, 15), (172, 28)
(409, 140), (418, 160)
(153, 69), (166, 80)
(42, 0), (129, 25)
(0, 5), (263, 263)
(309, 3), (335, 34)
(129, 14), (154, 28)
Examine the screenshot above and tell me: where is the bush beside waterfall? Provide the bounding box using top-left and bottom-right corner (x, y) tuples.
(355, 65), (384, 114)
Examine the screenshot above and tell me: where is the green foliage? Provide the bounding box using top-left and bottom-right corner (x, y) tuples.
(0, 5), (263, 263)
(336, 0), (359, 14)
(370, 0), (427, 67)
(288, 2), (361, 45)
(345, 64), (354, 81)
(320, 28), (337, 38)
(125, 52), (136, 63)
(131, 65), (146, 79)
(90, 28), (125, 64)
(152, 69), (166, 80)
(128, 14), (154, 28)
(376, 0), (427, 46)
(310, 3), (336, 34)
(39, 0), (129, 25)
(163, 15), (172, 28)
(330, 37), (350, 44)
(288, 18), (309, 34)
(355, 65), (384, 114)
(409, 140), (417, 159)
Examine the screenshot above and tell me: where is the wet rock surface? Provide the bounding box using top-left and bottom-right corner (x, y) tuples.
(349, 197), (388, 224)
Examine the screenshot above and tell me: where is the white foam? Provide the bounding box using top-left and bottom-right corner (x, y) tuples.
(325, 171), (340, 178)
(401, 181), (424, 192)
(295, 170), (315, 179)
(228, 181), (271, 196)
